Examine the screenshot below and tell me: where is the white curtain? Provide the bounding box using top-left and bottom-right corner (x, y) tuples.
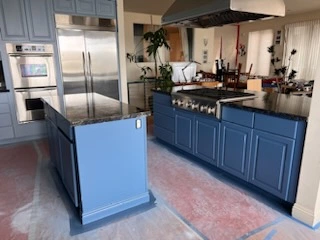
(284, 20), (320, 81)
(246, 29), (273, 76)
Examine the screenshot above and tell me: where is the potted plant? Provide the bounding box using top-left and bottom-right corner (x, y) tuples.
(127, 27), (173, 90)
(268, 45), (298, 92)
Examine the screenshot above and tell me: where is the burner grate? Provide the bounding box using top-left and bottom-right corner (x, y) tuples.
(178, 88), (254, 99)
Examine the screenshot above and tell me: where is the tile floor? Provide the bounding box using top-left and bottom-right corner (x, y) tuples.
(0, 118), (320, 239)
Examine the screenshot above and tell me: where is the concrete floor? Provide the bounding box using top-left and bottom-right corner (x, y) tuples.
(1, 118), (320, 239)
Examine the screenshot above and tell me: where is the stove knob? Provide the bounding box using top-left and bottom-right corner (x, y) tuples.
(207, 107), (216, 115)
(200, 105), (208, 112)
(186, 101), (192, 108)
(171, 99), (178, 105)
(191, 103), (199, 110)
(177, 99), (184, 106)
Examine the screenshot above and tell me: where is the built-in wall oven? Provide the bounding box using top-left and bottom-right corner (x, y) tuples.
(6, 43), (58, 123)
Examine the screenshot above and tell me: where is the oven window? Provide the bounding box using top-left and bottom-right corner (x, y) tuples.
(20, 64), (48, 77)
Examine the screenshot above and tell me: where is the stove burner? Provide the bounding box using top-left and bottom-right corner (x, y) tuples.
(171, 88), (256, 118)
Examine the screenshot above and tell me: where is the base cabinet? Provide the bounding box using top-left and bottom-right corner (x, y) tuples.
(194, 116), (219, 165)
(45, 102), (150, 224)
(249, 130), (295, 200)
(175, 110), (194, 154)
(153, 92), (175, 145)
(220, 121), (252, 181)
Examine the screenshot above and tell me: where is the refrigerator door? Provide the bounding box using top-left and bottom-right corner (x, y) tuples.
(84, 31), (119, 100)
(57, 29), (88, 95)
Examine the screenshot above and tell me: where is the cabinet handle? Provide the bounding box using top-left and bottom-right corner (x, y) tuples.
(82, 51), (89, 93)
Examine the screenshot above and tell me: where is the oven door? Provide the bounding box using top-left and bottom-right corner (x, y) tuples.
(14, 87), (58, 123)
(8, 54), (56, 88)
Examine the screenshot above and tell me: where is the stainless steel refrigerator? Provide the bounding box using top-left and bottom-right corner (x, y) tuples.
(56, 26), (119, 100)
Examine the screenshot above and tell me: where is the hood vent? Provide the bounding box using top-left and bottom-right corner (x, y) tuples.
(162, 0), (285, 28)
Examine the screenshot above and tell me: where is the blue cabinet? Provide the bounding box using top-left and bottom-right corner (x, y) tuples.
(249, 130), (294, 200)
(175, 110), (194, 154)
(194, 115), (219, 165)
(0, 0), (54, 41)
(54, 0), (116, 19)
(220, 121), (252, 180)
(221, 106), (306, 202)
(53, 0), (77, 13)
(44, 101), (150, 225)
(153, 92), (175, 145)
(58, 130), (79, 207)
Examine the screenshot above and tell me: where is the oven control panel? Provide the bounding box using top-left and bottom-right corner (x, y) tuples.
(16, 45), (46, 53)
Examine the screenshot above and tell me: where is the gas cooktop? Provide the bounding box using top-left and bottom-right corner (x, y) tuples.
(171, 88), (256, 118)
(177, 88), (255, 99)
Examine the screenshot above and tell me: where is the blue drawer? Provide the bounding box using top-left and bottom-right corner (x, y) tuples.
(254, 113), (299, 139)
(222, 106), (254, 128)
(154, 125), (174, 145)
(153, 92), (171, 106)
(154, 112), (174, 132)
(153, 103), (175, 117)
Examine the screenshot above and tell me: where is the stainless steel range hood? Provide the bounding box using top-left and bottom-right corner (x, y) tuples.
(162, 0), (285, 28)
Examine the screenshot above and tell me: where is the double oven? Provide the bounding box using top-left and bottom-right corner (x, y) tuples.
(6, 43), (58, 123)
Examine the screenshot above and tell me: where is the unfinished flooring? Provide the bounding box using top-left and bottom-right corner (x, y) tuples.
(1, 135), (320, 239)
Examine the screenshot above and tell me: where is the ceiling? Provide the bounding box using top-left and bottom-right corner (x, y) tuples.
(123, 0), (320, 16)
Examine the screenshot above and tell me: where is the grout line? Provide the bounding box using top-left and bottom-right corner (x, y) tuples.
(150, 188), (208, 240)
(28, 141), (43, 240)
(236, 216), (285, 240)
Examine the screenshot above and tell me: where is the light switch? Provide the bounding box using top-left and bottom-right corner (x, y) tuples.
(136, 119), (142, 129)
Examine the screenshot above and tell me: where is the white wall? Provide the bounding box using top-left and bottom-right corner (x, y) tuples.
(192, 28), (214, 72)
(212, 25), (238, 71)
(116, 0), (128, 103)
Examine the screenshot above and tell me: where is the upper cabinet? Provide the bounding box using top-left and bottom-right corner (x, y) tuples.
(0, 0), (55, 42)
(54, 0), (76, 14)
(54, 0), (116, 19)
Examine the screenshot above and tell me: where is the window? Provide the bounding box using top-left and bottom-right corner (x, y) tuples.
(284, 20), (320, 80)
(246, 29), (273, 76)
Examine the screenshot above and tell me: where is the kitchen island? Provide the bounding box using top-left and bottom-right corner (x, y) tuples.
(43, 93), (151, 225)
(153, 87), (309, 203)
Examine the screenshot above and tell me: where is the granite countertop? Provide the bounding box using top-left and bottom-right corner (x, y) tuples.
(224, 91), (311, 120)
(43, 93), (151, 126)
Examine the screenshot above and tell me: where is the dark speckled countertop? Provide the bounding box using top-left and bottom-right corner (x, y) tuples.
(153, 86), (311, 120)
(222, 91), (311, 120)
(43, 93), (151, 126)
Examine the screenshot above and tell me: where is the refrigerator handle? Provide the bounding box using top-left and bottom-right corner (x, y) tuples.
(82, 52), (89, 93)
(88, 52), (94, 93)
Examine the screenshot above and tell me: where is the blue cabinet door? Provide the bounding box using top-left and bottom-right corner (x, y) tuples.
(53, 0), (76, 14)
(58, 130), (79, 207)
(175, 110), (194, 154)
(194, 115), (220, 166)
(25, 0), (55, 41)
(96, 0), (116, 19)
(75, 0), (96, 15)
(0, 0), (28, 41)
(153, 92), (175, 145)
(249, 130), (295, 201)
(220, 121), (252, 181)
